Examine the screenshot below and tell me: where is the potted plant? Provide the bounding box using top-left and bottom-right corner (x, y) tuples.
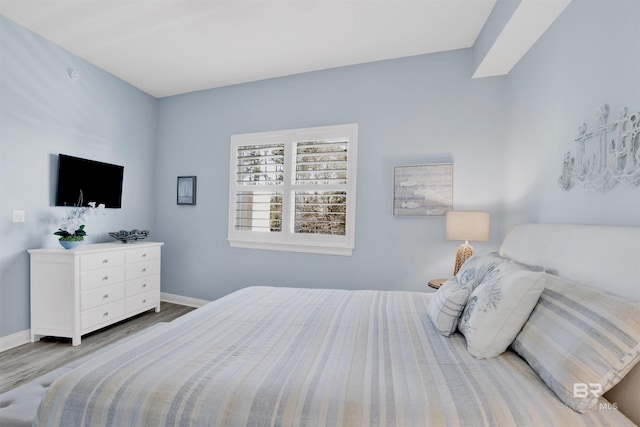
(54, 191), (105, 249)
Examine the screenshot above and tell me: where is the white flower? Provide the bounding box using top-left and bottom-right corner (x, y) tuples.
(54, 191), (105, 239)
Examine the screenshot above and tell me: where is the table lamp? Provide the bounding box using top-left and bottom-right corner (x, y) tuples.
(446, 211), (490, 275)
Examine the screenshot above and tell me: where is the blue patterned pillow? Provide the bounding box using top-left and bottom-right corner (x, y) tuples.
(456, 252), (544, 291)
(511, 274), (640, 413)
(458, 262), (545, 359)
(427, 277), (470, 336)
(455, 252), (507, 291)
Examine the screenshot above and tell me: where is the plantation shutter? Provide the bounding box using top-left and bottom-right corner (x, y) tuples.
(228, 124), (357, 255)
(293, 139), (348, 236)
(234, 143), (284, 232)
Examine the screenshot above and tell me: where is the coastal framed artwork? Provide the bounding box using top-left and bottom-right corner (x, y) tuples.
(393, 163), (453, 216)
(177, 176), (197, 205)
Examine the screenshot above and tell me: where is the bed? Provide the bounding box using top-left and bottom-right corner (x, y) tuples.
(2, 223), (639, 426)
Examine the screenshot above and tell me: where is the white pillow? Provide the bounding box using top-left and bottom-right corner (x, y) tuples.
(427, 277), (470, 336)
(458, 262), (545, 359)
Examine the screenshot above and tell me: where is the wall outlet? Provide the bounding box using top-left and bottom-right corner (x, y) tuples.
(12, 210), (25, 223)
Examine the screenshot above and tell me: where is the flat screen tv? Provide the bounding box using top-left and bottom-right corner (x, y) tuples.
(55, 154), (124, 208)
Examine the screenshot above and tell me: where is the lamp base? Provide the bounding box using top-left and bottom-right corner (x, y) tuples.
(453, 241), (474, 275)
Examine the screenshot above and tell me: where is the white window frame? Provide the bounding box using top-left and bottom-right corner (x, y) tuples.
(228, 123), (358, 256)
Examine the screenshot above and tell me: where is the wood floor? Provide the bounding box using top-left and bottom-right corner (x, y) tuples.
(0, 301), (194, 394)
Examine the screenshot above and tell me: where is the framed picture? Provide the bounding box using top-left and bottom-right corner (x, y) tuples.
(177, 176), (197, 205)
(393, 163), (453, 216)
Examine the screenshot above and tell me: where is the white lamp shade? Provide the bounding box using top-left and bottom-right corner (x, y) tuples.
(445, 211), (490, 242)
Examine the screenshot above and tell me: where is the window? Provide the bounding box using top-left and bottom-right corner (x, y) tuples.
(228, 124), (358, 255)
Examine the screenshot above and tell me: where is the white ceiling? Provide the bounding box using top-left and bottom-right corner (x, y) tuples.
(1, 0), (500, 98)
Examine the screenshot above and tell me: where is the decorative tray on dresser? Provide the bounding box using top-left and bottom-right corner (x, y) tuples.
(28, 242), (163, 346)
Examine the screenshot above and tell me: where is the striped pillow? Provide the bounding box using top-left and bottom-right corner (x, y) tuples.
(427, 277), (470, 336)
(511, 274), (640, 413)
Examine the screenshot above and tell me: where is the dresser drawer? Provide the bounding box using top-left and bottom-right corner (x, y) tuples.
(80, 252), (125, 272)
(127, 275), (160, 297)
(126, 246), (160, 264)
(126, 259), (159, 280)
(81, 300), (125, 331)
(81, 283), (125, 310)
(80, 266), (125, 291)
(126, 290), (159, 313)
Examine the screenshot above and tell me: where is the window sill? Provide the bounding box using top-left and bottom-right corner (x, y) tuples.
(227, 239), (353, 256)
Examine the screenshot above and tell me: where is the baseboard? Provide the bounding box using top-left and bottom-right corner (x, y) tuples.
(160, 292), (210, 308)
(0, 294), (207, 353)
(0, 329), (30, 352)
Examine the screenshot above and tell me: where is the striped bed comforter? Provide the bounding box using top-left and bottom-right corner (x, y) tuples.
(35, 286), (633, 426)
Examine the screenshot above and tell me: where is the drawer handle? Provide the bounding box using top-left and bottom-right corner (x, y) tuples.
(102, 276), (109, 281)
(142, 299), (147, 304)
(103, 294), (109, 299)
(142, 253), (147, 258)
(142, 283), (147, 288)
(102, 259), (109, 264)
(142, 268), (147, 273)
(103, 311), (109, 317)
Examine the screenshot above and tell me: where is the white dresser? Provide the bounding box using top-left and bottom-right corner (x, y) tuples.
(28, 242), (163, 346)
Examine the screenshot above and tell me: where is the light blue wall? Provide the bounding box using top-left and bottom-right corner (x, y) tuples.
(0, 16), (158, 337)
(2, 0), (638, 341)
(154, 51), (506, 302)
(502, 0), (640, 227)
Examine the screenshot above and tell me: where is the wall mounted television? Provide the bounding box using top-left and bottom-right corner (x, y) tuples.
(55, 154), (124, 208)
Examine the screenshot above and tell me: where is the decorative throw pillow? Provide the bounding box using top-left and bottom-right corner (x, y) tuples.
(458, 262), (545, 359)
(427, 276), (470, 336)
(511, 274), (640, 413)
(456, 252), (544, 292)
(455, 252), (508, 291)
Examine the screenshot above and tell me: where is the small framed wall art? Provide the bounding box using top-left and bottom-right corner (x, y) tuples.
(177, 176), (197, 205)
(393, 163), (453, 216)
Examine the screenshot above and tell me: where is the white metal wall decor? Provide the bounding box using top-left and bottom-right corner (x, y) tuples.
(558, 105), (640, 192)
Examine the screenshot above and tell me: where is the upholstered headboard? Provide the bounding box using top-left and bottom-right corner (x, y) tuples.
(499, 223), (640, 425)
(499, 223), (640, 301)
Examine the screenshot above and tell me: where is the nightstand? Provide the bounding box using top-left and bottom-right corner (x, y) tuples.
(427, 278), (447, 290)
